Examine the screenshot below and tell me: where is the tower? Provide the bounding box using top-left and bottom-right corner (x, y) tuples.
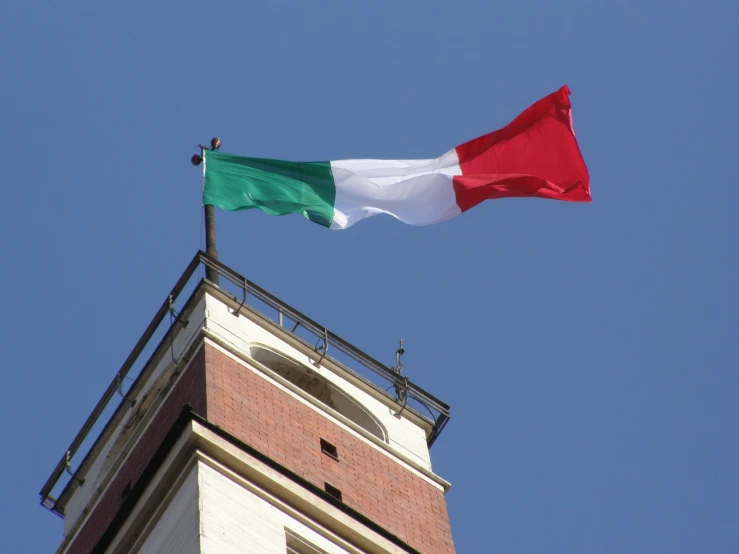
(40, 252), (455, 553)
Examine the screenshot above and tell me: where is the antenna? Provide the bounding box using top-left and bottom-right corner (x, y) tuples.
(391, 339), (409, 414)
(392, 339), (405, 376)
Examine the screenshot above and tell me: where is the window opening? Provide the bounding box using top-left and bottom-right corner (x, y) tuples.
(324, 482), (342, 502)
(320, 439), (338, 460)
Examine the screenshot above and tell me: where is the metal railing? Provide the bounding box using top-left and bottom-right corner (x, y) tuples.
(40, 251), (450, 513)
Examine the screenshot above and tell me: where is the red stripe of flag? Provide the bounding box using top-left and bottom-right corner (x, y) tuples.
(452, 85), (591, 212)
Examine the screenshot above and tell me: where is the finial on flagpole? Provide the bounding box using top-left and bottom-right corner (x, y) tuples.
(192, 138), (222, 285)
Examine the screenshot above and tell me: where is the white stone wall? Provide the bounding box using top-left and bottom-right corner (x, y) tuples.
(198, 461), (354, 554)
(136, 465), (201, 554)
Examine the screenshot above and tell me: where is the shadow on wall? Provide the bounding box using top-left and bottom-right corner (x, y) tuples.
(250, 345), (388, 442)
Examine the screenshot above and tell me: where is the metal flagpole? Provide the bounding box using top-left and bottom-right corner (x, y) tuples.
(192, 137), (222, 285)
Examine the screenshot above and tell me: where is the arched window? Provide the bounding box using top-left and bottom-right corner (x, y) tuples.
(250, 346), (387, 442)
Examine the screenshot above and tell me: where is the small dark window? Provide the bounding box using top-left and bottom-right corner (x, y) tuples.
(324, 482), (342, 502)
(320, 438), (338, 460)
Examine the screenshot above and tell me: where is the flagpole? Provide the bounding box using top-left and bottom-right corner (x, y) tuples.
(203, 203), (219, 284)
(193, 138), (221, 285)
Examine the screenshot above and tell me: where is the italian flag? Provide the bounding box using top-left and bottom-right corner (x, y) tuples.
(203, 86), (590, 230)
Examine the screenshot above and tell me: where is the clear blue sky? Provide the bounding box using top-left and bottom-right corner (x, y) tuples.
(2, 1), (737, 552)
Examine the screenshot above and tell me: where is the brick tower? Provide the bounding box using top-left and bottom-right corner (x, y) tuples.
(40, 252), (455, 553)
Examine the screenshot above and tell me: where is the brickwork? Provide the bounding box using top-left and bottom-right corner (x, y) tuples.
(65, 342), (455, 554)
(204, 344), (455, 554)
(66, 348), (207, 554)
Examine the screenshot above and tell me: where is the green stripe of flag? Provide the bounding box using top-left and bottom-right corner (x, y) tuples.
(203, 151), (336, 228)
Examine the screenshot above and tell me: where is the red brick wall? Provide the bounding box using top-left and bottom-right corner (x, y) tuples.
(66, 342), (455, 554)
(204, 344), (455, 554)
(66, 347), (207, 554)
